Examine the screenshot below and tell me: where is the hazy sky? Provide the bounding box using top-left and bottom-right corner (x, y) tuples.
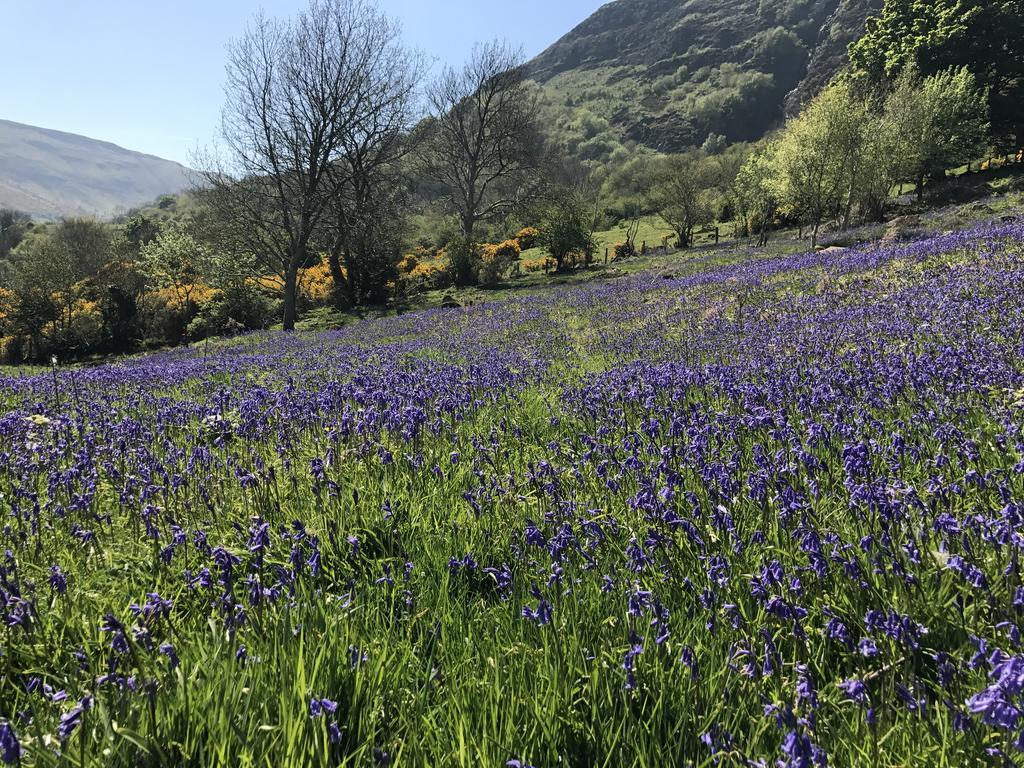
(2, 0), (604, 165)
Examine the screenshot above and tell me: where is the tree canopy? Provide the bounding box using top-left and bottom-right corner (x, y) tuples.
(849, 0), (1023, 145)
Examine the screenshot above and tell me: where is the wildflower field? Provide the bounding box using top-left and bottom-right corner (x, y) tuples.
(3, 220), (1024, 767)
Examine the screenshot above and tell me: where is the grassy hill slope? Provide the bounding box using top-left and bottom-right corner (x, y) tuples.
(528, 0), (882, 163)
(0, 119), (194, 220)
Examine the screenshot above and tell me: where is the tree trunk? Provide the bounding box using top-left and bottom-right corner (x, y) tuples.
(343, 253), (359, 307)
(811, 220), (820, 250)
(841, 183), (855, 230)
(327, 249), (348, 310)
(917, 173), (925, 203)
(282, 265), (299, 331)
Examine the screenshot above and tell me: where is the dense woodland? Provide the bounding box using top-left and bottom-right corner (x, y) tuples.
(0, 0), (1020, 363)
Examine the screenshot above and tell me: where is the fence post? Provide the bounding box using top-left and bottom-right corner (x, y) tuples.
(604, 247), (608, 265)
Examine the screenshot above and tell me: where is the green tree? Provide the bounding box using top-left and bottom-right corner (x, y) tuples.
(882, 66), (989, 199)
(0, 209), (31, 265)
(52, 218), (112, 281)
(735, 142), (779, 246)
(772, 82), (868, 247)
(650, 153), (717, 249)
(122, 214), (160, 252)
(850, 0), (1023, 145)
(141, 221), (217, 311)
(7, 234), (72, 359)
(538, 187), (598, 272)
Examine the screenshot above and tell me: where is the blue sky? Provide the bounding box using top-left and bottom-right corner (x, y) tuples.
(2, 0), (604, 165)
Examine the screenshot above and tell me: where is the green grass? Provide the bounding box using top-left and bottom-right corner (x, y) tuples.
(2, 208), (1023, 765)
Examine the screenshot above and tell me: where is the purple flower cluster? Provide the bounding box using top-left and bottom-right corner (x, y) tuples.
(1, 218), (1023, 763)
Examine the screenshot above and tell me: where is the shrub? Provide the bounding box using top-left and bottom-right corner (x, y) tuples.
(0, 287), (14, 334)
(402, 261), (452, 292)
(613, 241), (637, 260)
(258, 261), (338, 309)
(515, 227), (541, 250)
(523, 256), (556, 273)
(139, 284), (218, 346)
(60, 299), (104, 353)
(0, 335), (25, 364)
(397, 254), (419, 274)
(477, 240), (521, 285)
(443, 236), (479, 287)
(300, 260), (335, 306)
(187, 284), (279, 340)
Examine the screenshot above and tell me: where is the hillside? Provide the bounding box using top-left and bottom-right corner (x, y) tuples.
(2, 205), (1024, 764)
(0, 119), (193, 220)
(528, 0), (882, 160)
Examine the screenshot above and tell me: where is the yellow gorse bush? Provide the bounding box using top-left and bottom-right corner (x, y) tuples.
(409, 262), (447, 280)
(480, 240), (521, 264)
(523, 256), (556, 273)
(0, 287), (14, 324)
(515, 227), (540, 250)
(301, 260), (335, 304)
(149, 284), (219, 310)
(257, 258), (340, 305)
(397, 254), (419, 274)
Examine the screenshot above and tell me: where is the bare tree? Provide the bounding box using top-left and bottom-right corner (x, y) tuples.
(323, 39), (425, 308)
(650, 153), (717, 249)
(199, 0), (414, 330)
(420, 41), (543, 283)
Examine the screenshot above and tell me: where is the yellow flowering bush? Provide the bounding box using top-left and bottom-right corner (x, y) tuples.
(66, 298), (104, 349)
(0, 287), (14, 330)
(0, 335), (23, 364)
(300, 260), (336, 304)
(478, 240), (521, 285)
(516, 227), (541, 250)
(397, 254), (419, 274)
(396, 260), (451, 294)
(257, 260), (340, 307)
(139, 283), (218, 345)
(523, 257), (556, 273)
(613, 241), (637, 260)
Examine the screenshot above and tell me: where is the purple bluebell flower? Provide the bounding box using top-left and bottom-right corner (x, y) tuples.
(0, 723), (20, 764)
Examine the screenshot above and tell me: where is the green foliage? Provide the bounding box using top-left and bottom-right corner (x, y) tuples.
(735, 142), (779, 241)
(732, 65), (989, 245)
(187, 283), (279, 340)
(445, 235), (477, 287)
(122, 213), (160, 251)
(850, 0), (1023, 144)
(141, 220), (215, 297)
(529, 0), (868, 164)
(771, 81), (871, 244)
(598, 154), (658, 222)
(648, 153), (719, 248)
(477, 240), (522, 286)
(0, 209), (32, 265)
(537, 191), (598, 271)
(883, 66), (990, 191)
(4, 222), (115, 360)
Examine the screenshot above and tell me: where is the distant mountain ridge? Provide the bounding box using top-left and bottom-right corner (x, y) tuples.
(0, 119), (193, 220)
(527, 0), (882, 157)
